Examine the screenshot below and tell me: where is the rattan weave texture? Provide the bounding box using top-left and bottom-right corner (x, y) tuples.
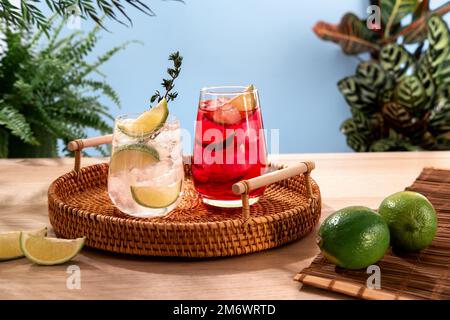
(48, 162), (321, 258)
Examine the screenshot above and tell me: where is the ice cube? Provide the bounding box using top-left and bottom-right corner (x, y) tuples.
(170, 143), (182, 161)
(108, 174), (139, 213)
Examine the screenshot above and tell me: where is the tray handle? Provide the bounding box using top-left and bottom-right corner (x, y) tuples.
(232, 161), (316, 220)
(67, 134), (113, 172)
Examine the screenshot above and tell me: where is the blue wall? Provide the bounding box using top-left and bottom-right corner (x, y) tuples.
(76, 0), (446, 154)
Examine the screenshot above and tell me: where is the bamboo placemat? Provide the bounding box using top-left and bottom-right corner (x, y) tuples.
(294, 167), (450, 300)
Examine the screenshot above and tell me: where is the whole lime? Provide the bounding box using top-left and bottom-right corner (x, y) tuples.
(378, 191), (437, 252)
(318, 206), (390, 270)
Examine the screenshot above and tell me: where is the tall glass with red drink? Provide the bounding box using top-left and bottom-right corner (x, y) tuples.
(192, 85), (268, 207)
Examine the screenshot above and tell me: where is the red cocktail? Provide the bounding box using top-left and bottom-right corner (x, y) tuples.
(192, 85), (267, 207)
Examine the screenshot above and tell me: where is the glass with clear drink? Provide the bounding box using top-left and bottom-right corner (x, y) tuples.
(108, 103), (183, 217)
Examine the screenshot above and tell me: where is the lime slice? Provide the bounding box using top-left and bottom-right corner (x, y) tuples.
(20, 234), (86, 266)
(0, 227), (47, 261)
(228, 85), (257, 111)
(131, 180), (182, 208)
(196, 131), (237, 151)
(110, 144), (160, 174)
(118, 99), (169, 137)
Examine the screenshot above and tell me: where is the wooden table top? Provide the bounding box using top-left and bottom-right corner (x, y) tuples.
(1, 151), (449, 300)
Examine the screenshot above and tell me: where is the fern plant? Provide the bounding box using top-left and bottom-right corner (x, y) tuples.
(0, 18), (130, 157)
(339, 15), (450, 151)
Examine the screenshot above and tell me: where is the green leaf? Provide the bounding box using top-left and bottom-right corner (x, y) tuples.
(0, 105), (39, 145)
(423, 15), (450, 88)
(382, 0), (420, 37)
(340, 118), (357, 135)
(80, 80), (121, 107)
(416, 57), (436, 102)
(77, 40), (136, 79)
(313, 13), (379, 55)
(346, 131), (369, 152)
(426, 15), (450, 69)
(351, 108), (372, 135)
(0, 127), (9, 158)
(356, 61), (386, 89)
(338, 76), (377, 112)
(380, 44), (413, 79)
(381, 0), (419, 25)
(394, 75), (426, 112)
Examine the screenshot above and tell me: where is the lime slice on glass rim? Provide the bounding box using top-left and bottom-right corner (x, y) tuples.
(109, 144), (160, 174)
(118, 98), (169, 137)
(0, 227), (47, 261)
(228, 84), (257, 112)
(20, 233), (85, 266)
(131, 180), (183, 209)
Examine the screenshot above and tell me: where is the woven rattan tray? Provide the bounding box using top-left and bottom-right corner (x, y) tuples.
(48, 135), (321, 258)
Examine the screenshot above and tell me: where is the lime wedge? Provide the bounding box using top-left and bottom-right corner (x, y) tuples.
(118, 99), (169, 137)
(131, 180), (182, 208)
(20, 234), (85, 266)
(0, 227), (47, 261)
(110, 144), (160, 174)
(228, 85), (257, 111)
(196, 131), (237, 151)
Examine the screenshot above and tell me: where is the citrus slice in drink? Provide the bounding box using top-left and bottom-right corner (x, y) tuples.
(0, 227), (47, 261)
(118, 99), (169, 137)
(110, 144), (160, 174)
(211, 103), (242, 125)
(130, 180), (182, 208)
(228, 85), (256, 112)
(20, 234), (86, 266)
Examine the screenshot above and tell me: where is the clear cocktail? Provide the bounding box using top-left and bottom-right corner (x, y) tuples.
(108, 100), (184, 217)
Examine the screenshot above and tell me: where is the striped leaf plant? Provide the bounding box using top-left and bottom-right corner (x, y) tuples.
(338, 15), (450, 151)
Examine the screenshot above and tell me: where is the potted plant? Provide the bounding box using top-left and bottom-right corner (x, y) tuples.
(0, 19), (130, 157)
(314, 1), (450, 151)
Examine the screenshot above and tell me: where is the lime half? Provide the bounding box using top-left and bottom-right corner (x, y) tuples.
(20, 233), (85, 266)
(131, 180), (182, 208)
(110, 144), (160, 174)
(228, 85), (256, 112)
(0, 227), (47, 261)
(118, 99), (169, 137)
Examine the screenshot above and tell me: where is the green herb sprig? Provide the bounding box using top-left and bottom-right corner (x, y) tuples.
(151, 51), (183, 104)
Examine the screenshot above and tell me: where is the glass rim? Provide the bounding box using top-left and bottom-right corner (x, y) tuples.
(115, 113), (178, 122)
(200, 85), (258, 96)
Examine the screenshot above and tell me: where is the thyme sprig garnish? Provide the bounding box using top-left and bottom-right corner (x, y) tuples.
(150, 51), (183, 104)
